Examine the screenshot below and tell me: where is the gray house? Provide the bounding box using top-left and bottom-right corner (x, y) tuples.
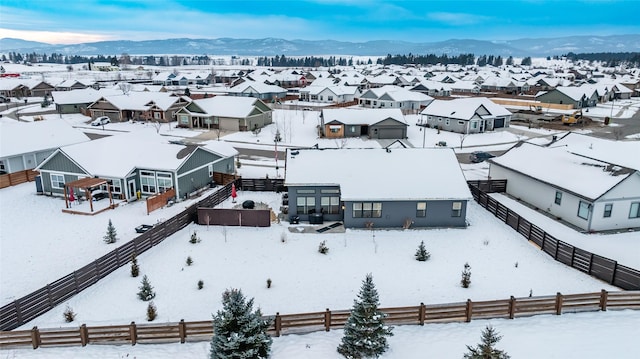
(284, 148), (472, 228)
(36, 131), (238, 202)
(535, 86), (599, 109)
(419, 97), (512, 134)
(0, 120), (89, 175)
(320, 108), (408, 140)
(175, 95), (273, 131)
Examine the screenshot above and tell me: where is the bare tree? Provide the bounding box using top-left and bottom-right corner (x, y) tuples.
(459, 133), (470, 149)
(118, 82), (132, 95)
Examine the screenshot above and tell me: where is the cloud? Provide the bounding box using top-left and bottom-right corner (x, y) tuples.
(426, 12), (492, 26)
(0, 28), (112, 44)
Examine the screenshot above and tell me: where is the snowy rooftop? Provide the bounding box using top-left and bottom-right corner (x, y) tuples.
(0, 120), (90, 158)
(284, 148), (472, 201)
(490, 142), (634, 200)
(420, 97), (511, 120)
(553, 133), (640, 171)
(188, 96), (266, 118)
(321, 108), (406, 126)
(51, 88), (120, 105)
(43, 130), (237, 178)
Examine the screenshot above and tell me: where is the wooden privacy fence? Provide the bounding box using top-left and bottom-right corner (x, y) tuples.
(197, 208), (271, 227)
(146, 187), (176, 214)
(240, 178), (285, 192)
(468, 180), (640, 290)
(0, 181), (239, 331)
(1, 290), (639, 350)
(0, 169), (39, 189)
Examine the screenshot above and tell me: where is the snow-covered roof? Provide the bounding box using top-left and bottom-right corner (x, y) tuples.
(0, 120), (90, 158)
(361, 85), (433, 102)
(187, 96), (266, 118)
(51, 88), (120, 105)
(420, 97), (511, 120)
(490, 142), (634, 200)
(321, 108), (406, 126)
(285, 148), (472, 201)
(44, 130), (237, 178)
(93, 92), (187, 111)
(553, 133), (640, 172)
(228, 80), (286, 94)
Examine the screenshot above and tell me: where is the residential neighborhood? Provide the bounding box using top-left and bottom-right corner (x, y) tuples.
(1, 43), (640, 358)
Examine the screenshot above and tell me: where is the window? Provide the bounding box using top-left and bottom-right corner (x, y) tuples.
(458, 121), (465, 125)
(471, 121), (478, 129)
(297, 189), (316, 194)
(630, 202), (640, 218)
(328, 96), (333, 101)
(555, 191), (562, 205)
(0, 160), (4, 172)
(350, 126), (356, 132)
(329, 125), (341, 133)
(296, 196), (315, 214)
(156, 172), (172, 192)
(452, 202), (462, 217)
(208, 164), (213, 178)
(577, 201), (590, 220)
(445, 119), (450, 126)
(107, 179), (122, 194)
(321, 188), (340, 194)
(352, 202), (382, 218)
(603, 203), (613, 218)
(416, 202), (427, 217)
(154, 112), (161, 119)
(140, 171), (156, 194)
(321, 196), (340, 214)
(50, 173), (65, 189)
(179, 115), (189, 124)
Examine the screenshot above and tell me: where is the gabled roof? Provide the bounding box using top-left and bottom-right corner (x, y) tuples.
(490, 142), (634, 201)
(89, 91), (188, 111)
(38, 130), (237, 178)
(52, 88), (120, 105)
(360, 85), (433, 102)
(184, 95), (269, 118)
(420, 97), (511, 120)
(552, 133), (640, 172)
(322, 108), (406, 126)
(285, 148), (471, 201)
(0, 120), (90, 158)
(228, 80), (286, 94)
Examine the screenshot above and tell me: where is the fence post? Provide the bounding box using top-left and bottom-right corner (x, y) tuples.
(80, 324), (88, 346)
(179, 319), (186, 343)
(130, 321), (137, 346)
(274, 312), (281, 337)
(555, 292), (563, 315)
(570, 246), (576, 267)
(599, 290), (608, 311)
(324, 308), (331, 332)
(31, 326), (40, 349)
(541, 232), (547, 252)
(465, 299), (473, 322)
(610, 262), (618, 285)
(588, 253), (594, 275)
(508, 296), (516, 319)
(45, 284), (53, 308)
(419, 302), (426, 326)
(14, 300), (23, 326)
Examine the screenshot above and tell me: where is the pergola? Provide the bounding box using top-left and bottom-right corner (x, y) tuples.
(63, 177), (113, 213)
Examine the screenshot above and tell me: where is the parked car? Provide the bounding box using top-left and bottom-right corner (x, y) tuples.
(469, 151), (495, 163)
(91, 116), (110, 126)
(0, 95), (9, 103)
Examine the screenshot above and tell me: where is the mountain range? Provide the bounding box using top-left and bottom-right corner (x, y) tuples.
(1, 34), (639, 57)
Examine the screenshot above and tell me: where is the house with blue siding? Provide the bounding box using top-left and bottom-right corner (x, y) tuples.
(284, 148), (472, 229)
(36, 131), (238, 202)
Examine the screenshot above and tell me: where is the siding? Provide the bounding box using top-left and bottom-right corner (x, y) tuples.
(287, 185), (343, 222)
(177, 166), (211, 199)
(40, 172), (80, 194)
(178, 148), (221, 175)
(343, 200), (467, 228)
(38, 151), (86, 174)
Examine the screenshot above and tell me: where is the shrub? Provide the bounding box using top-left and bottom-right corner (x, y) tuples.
(198, 280), (204, 290)
(266, 278), (272, 288)
(318, 240), (329, 254)
(103, 219), (118, 244)
(63, 305), (76, 323)
(461, 262), (472, 288)
(415, 240), (431, 261)
(146, 301), (157, 322)
(186, 256), (193, 266)
(130, 254), (139, 277)
(189, 231), (200, 244)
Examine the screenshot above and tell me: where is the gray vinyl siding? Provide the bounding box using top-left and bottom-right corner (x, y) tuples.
(38, 151), (86, 174)
(343, 200), (468, 228)
(8, 156), (25, 172)
(35, 150), (55, 166)
(536, 91), (581, 108)
(370, 118), (407, 139)
(178, 148), (221, 175)
(178, 166), (211, 199)
(40, 172), (80, 195)
(213, 157), (235, 174)
(287, 185), (343, 222)
(344, 125), (361, 137)
(56, 103), (90, 114)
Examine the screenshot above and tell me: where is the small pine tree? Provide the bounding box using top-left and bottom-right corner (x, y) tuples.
(318, 240), (329, 254)
(210, 288), (272, 359)
(415, 240), (431, 261)
(146, 301), (157, 321)
(63, 305), (76, 322)
(130, 253), (139, 277)
(337, 273), (393, 359)
(137, 275), (156, 301)
(103, 219), (118, 244)
(463, 325), (510, 359)
(461, 262), (472, 288)
(197, 280), (204, 290)
(189, 230), (200, 244)
(186, 256), (193, 266)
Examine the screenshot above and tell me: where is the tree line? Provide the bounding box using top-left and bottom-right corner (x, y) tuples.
(563, 52), (640, 67)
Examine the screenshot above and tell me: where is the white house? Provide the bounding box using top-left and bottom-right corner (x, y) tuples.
(358, 85), (433, 112)
(488, 135), (640, 232)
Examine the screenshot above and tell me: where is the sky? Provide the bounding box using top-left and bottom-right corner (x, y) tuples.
(0, 0), (639, 45)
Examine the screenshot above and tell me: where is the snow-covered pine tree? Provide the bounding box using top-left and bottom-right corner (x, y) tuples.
(463, 325), (510, 359)
(137, 275), (156, 301)
(414, 240), (431, 261)
(461, 262), (472, 288)
(337, 273), (393, 359)
(130, 253), (139, 277)
(103, 219), (118, 244)
(210, 288), (272, 359)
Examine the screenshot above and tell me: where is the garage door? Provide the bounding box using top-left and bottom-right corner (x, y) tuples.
(494, 118), (505, 128)
(378, 128), (404, 139)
